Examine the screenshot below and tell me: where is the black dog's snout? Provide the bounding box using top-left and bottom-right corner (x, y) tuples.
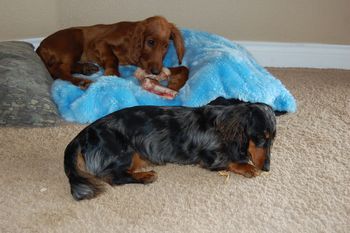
(262, 156), (270, 172)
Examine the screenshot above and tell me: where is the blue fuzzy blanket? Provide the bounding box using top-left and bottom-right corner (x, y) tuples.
(51, 29), (296, 124)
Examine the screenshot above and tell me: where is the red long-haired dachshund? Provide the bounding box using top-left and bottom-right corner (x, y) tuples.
(64, 102), (276, 201)
(36, 16), (187, 89)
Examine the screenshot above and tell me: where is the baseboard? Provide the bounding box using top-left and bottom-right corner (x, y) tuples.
(238, 41), (350, 69)
(18, 37), (350, 69)
(22, 37), (43, 50)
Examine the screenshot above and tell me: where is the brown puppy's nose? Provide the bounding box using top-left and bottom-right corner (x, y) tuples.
(151, 68), (161, 75)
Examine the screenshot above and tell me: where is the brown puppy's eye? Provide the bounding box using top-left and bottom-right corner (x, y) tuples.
(147, 39), (155, 47)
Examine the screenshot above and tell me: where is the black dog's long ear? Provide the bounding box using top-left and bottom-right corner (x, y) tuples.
(170, 23), (185, 65)
(130, 23), (145, 63)
(215, 112), (247, 143)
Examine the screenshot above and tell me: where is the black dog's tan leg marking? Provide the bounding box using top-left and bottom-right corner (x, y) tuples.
(227, 163), (260, 178)
(100, 153), (157, 186)
(128, 153), (157, 184)
(130, 171), (158, 184)
(248, 140), (266, 170)
(76, 152), (86, 171)
(128, 153), (150, 172)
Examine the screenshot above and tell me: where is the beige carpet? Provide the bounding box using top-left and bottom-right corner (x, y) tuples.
(1, 68), (349, 233)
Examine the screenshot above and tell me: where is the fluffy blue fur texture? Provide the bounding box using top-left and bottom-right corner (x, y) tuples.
(51, 29), (296, 123)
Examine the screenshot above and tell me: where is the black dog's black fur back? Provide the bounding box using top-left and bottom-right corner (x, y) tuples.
(64, 103), (276, 200)
(208, 97), (287, 116)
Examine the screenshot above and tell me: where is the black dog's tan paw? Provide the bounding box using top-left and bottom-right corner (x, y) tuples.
(132, 171), (158, 184)
(242, 165), (260, 178)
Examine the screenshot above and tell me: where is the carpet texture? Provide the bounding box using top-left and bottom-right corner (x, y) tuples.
(1, 68), (349, 233)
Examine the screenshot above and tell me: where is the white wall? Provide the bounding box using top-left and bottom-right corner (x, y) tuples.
(1, 0), (349, 44)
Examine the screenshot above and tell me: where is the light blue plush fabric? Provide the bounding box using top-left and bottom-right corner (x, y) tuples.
(51, 29), (296, 124)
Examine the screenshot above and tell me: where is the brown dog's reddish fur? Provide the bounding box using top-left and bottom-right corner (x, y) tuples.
(36, 16), (187, 89)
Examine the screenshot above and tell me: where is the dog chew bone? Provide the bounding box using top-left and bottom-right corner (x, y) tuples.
(134, 68), (177, 99)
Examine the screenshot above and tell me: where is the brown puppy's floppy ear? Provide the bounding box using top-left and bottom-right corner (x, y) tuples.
(170, 23), (185, 65)
(130, 23), (146, 63)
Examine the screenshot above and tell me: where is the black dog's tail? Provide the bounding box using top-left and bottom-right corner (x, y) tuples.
(64, 140), (105, 201)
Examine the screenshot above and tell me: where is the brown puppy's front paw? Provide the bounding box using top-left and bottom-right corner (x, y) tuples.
(104, 68), (120, 77)
(72, 78), (93, 89)
(78, 79), (93, 90)
(167, 66), (189, 91)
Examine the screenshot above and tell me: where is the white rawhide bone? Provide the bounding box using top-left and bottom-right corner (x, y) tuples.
(134, 67), (171, 82)
(134, 67), (177, 99)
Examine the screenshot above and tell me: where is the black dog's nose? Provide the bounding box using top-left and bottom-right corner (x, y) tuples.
(262, 162), (270, 172)
(262, 166), (270, 172)
(151, 68), (161, 75)
(262, 149), (271, 172)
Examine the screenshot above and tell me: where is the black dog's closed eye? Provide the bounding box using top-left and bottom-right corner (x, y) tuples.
(64, 102), (276, 200)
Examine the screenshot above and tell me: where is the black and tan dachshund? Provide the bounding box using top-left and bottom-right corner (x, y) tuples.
(64, 102), (276, 200)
